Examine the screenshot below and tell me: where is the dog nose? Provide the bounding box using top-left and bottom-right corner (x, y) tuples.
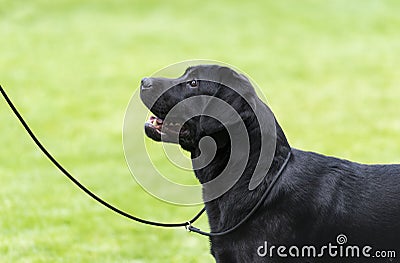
(141, 78), (152, 90)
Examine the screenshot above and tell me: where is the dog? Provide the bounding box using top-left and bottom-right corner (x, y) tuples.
(140, 64), (400, 262)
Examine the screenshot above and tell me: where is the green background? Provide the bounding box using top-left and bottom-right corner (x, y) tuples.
(1, 0), (399, 262)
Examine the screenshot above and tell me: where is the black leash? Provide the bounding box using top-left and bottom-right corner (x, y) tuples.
(0, 85), (291, 237)
(0, 85), (204, 229)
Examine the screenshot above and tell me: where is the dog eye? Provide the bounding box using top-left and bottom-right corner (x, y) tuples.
(188, 80), (198, 88)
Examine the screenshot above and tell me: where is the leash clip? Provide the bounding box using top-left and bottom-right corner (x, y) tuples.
(185, 221), (192, 232)
(185, 221), (201, 233)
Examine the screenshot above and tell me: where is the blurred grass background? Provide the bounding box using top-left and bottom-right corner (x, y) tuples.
(1, 0), (399, 262)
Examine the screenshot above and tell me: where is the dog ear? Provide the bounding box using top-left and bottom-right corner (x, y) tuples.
(198, 66), (257, 134)
(197, 66), (277, 190)
(199, 96), (243, 134)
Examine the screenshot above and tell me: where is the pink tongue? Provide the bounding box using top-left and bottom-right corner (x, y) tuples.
(149, 115), (163, 125)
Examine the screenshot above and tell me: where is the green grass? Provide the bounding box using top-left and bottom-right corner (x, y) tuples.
(1, 0), (400, 262)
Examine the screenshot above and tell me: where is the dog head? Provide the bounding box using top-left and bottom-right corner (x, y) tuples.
(141, 64), (285, 190)
(140, 65), (261, 151)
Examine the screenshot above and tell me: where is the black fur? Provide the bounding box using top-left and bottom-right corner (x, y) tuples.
(140, 65), (400, 262)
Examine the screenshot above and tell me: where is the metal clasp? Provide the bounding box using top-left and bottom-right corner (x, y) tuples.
(185, 221), (192, 232)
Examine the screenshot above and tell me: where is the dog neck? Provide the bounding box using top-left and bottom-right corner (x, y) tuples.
(192, 118), (291, 233)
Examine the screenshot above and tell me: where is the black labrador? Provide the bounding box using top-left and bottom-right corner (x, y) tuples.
(140, 65), (400, 262)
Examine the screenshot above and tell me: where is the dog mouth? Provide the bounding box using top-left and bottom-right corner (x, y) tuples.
(144, 115), (190, 142)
